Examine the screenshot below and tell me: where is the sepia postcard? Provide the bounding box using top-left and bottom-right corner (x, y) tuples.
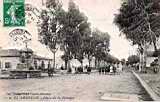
(0, 0), (160, 102)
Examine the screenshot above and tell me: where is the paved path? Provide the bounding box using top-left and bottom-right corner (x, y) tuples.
(0, 71), (149, 102)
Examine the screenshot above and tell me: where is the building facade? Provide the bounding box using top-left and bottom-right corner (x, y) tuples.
(146, 40), (160, 67)
(0, 48), (52, 71)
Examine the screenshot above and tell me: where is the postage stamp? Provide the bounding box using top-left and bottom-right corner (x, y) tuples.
(3, 0), (25, 26)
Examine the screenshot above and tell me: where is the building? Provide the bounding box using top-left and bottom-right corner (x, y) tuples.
(0, 48), (52, 70)
(146, 41), (160, 67)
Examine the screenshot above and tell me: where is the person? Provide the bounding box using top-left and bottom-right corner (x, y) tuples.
(79, 66), (83, 73)
(118, 62), (123, 72)
(136, 63), (139, 71)
(60, 65), (65, 74)
(87, 66), (91, 74)
(85, 65), (88, 73)
(110, 64), (114, 73)
(67, 67), (72, 73)
(7, 2), (19, 24)
(108, 64), (111, 72)
(61, 65), (64, 70)
(152, 59), (159, 73)
(102, 67), (105, 74)
(29, 66), (34, 70)
(115, 63), (118, 70)
(48, 68), (53, 77)
(105, 66), (107, 75)
(38, 66), (42, 71)
(113, 63), (116, 74)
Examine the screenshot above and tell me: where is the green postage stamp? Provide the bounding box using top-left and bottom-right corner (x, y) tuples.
(3, 0), (25, 27)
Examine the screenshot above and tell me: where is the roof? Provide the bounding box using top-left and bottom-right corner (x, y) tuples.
(20, 48), (33, 53)
(0, 48), (52, 60)
(33, 55), (52, 60)
(0, 49), (20, 57)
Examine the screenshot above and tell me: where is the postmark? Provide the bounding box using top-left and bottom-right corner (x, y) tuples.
(25, 4), (41, 24)
(3, 0), (25, 26)
(9, 28), (32, 46)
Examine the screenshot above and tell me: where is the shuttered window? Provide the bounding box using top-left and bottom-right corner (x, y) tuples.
(5, 62), (11, 68)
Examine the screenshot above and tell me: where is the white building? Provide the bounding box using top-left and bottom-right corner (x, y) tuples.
(146, 41), (160, 67)
(0, 48), (52, 70)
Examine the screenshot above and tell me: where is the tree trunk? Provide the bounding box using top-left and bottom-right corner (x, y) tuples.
(53, 52), (56, 70)
(95, 58), (97, 69)
(139, 43), (147, 72)
(98, 60), (100, 68)
(81, 61), (83, 67)
(153, 41), (157, 51)
(65, 60), (68, 70)
(68, 60), (71, 70)
(139, 53), (142, 72)
(81, 61), (84, 71)
(89, 59), (91, 68)
(88, 55), (91, 68)
(140, 51), (147, 72)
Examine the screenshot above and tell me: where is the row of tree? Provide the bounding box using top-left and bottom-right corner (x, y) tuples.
(114, 0), (160, 71)
(38, 0), (112, 69)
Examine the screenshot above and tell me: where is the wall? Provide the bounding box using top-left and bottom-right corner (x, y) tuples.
(0, 57), (20, 70)
(34, 59), (51, 69)
(146, 57), (157, 67)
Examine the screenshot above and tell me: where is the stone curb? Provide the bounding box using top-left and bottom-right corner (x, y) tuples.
(132, 71), (160, 101)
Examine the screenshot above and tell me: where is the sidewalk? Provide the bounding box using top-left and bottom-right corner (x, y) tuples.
(101, 71), (152, 102)
(138, 72), (160, 99)
(133, 71), (160, 101)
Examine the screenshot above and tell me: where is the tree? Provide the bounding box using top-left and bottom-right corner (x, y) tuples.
(83, 28), (110, 68)
(59, 0), (90, 69)
(93, 29), (110, 67)
(114, 0), (160, 71)
(82, 32), (94, 67)
(121, 58), (126, 65)
(77, 16), (91, 67)
(127, 55), (140, 65)
(38, 0), (65, 71)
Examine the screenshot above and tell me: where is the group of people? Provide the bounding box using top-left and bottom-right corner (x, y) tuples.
(74, 65), (92, 74)
(58, 62), (124, 75)
(99, 62), (123, 74)
(59, 65), (92, 74)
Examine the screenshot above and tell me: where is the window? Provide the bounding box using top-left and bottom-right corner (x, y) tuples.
(21, 56), (25, 63)
(41, 61), (45, 68)
(5, 62), (11, 68)
(34, 60), (38, 69)
(48, 62), (51, 69)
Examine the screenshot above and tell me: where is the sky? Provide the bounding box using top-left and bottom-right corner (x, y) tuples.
(0, 0), (137, 59)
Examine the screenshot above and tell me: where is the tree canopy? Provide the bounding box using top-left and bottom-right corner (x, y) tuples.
(114, 0), (160, 51)
(38, 0), (112, 69)
(127, 55), (140, 65)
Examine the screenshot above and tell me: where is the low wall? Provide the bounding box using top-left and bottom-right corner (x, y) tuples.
(9, 70), (41, 79)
